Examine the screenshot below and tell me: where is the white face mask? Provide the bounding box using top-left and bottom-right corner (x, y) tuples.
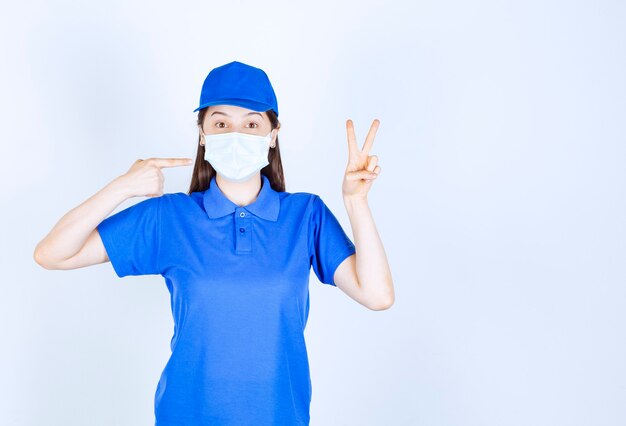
(201, 130), (273, 183)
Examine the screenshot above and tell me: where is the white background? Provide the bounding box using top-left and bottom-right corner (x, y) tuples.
(2, 0), (625, 425)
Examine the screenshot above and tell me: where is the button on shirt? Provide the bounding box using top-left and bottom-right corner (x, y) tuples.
(96, 174), (356, 425)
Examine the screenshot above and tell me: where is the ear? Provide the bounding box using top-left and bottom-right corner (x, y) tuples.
(198, 125), (205, 146)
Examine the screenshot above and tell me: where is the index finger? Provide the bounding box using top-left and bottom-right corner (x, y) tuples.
(346, 119), (359, 158)
(150, 157), (194, 168)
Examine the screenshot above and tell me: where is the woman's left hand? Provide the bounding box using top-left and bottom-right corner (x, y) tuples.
(342, 119), (381, 201)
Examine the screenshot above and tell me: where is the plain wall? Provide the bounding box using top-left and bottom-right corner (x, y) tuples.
(1, 0), (625, 425)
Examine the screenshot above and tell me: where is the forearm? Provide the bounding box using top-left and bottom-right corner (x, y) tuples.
(343, 195), (394, 307)
(34, 177), (131, 265)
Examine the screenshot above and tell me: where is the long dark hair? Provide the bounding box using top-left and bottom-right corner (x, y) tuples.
(187, 107), (285, 194)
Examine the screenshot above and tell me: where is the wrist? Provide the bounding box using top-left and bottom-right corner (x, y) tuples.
(343, 194), (368, 210)
(107, 175), (134, 200)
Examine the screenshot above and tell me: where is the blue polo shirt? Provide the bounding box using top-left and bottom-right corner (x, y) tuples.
(97, 174), (356, 425)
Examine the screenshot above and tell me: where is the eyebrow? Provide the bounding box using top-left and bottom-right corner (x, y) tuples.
(210, 111), (264, 119)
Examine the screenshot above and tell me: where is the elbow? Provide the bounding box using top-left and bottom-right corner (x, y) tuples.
(368, 303), (393, 311)
(33, 244), (55, 270)
(33, 247), (48, 269)
(362, 280), (395, 311)
(367, 294), (395, 311)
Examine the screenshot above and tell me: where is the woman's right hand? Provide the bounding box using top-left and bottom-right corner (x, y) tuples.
(117, 157), (194, 198)
(33, 157), (194, 270)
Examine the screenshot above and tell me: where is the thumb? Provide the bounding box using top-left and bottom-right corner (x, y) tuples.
(346, 170), (377, 181)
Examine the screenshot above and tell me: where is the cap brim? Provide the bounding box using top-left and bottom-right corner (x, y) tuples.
(193, 98), (273, 113)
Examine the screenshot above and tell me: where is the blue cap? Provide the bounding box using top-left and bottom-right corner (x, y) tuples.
(193, 61), (279, 117)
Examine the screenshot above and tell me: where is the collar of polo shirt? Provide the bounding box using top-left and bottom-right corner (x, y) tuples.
(203, 174), (280, 222)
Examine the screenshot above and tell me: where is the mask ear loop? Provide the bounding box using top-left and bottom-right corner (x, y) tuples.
(269, 129), (276, 149)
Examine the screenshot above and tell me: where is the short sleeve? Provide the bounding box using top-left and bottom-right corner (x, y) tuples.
(309, 195), (356, 286)
(97, 196), (162, 278)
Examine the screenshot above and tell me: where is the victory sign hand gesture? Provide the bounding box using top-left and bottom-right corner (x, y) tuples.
(342, 119), (381, 201)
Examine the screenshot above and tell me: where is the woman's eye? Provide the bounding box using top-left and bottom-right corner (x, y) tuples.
(214, 122), (258, 129)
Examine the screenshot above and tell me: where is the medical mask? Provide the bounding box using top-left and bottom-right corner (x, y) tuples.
(202, 130), (273, 183)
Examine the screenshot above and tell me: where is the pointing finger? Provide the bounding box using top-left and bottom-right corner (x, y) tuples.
(150, 158), (194, 168)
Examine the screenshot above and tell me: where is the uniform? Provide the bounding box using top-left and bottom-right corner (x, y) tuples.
(97, 173), (356, 425)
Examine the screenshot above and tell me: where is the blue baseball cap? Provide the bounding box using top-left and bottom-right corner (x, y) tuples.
(193, 61), (279, 117)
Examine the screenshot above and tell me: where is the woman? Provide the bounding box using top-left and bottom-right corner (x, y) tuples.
(34, 60), (394, 425)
